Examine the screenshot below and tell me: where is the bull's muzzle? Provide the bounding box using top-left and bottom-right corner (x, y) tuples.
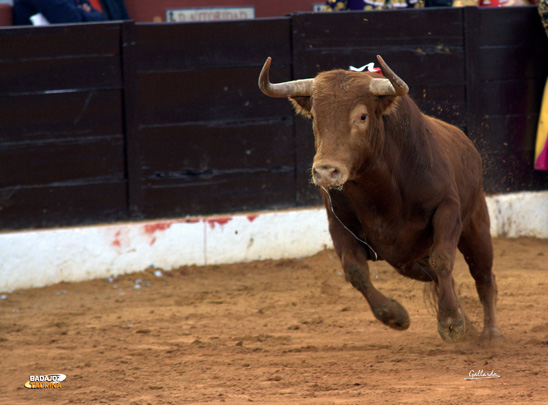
(312, 165), (345, 188)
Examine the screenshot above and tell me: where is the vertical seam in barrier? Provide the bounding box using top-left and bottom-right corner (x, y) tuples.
(203, 220), (208, 266)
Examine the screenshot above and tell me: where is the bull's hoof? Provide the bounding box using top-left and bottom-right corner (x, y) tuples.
(373, 299), (410, 331)
(480, 327), (504, 342)
(437, 313), (466, 343)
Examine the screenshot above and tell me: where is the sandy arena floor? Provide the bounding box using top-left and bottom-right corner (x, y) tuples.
(1, 237), (548, 404)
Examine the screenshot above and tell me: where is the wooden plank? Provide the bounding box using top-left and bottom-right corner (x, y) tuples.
(291, 9), (466, 91)
(291, 9), (463, 48)
(468, 115), (539, 155)
(412, 85), (466, 128)
(135, 18), (291, 72)
(473, 79), (545, 117)
(0, 56), (122, 94)
(293, 48), (465, 86)
(0, 181), (127, 231)
(0, 23), (121, 60)
(136, 65), (293, 126)
(474, 6), (548, 47)
(482, 152), (548, 194)
(0, 23), (123, 95)
(478, 46), (548, 81)
(137, 120), (295, 217)
(0, 90), (123, 143)
(291, 9), (465, 85)
(139, 120), (294, 176)
(0, 135), (125, 187)
(141, 170), (295, 218)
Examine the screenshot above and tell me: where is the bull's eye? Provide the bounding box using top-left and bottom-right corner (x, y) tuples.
(360, 114), (366, 121)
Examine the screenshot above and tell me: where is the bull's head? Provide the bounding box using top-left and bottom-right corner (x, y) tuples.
(258, 55), (408, 189)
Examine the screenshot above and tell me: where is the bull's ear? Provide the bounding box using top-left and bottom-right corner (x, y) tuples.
(377, 95), (399, 116)
(377, 96), (397, 115)
(289, 96), (312, 118)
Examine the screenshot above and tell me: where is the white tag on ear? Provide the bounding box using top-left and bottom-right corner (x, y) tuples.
(349, 63), (375, 72)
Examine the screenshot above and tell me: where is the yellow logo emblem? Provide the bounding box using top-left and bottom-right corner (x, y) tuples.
(24, 374), (66, 389)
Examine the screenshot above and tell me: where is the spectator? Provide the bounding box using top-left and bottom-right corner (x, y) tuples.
(452, 0), (478, 5)
(13, 0), (106, 25)
(540, 0), (548, 35)
(99, 0), (129, 21)
(323, 0), (425, 10)
(424, 0), (452, 5)
(0, 0), (12, 26)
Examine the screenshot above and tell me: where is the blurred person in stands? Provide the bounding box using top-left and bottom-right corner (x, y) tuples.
(540, 0), (547, 32)
(97, 0), (129, 20)
(77, 0), (130, 20)
(0, 0), (12, 27)
(13, 0), (106, 25)
(323, 0), (426, 10)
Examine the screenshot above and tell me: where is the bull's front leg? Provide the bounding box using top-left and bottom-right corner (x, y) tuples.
(429, 197), (466, 343)
(328, 216), (410, 331)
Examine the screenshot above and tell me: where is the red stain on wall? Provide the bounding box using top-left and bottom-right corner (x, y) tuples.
(144, 222), (173, 246)
(207, 217), (232, 229)
(247, 214), (259, 222)
(144, 222), (173, 234)
(112, 230), (122, 248)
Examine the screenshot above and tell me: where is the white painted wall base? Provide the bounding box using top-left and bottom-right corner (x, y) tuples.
(1, 191), (547, 292)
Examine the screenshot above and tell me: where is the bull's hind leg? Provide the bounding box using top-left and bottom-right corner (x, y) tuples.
(458, 197), (502, 341)
(329, 219), (410, 331)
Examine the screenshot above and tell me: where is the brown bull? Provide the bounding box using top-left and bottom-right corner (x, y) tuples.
(258, 55), (501, 342)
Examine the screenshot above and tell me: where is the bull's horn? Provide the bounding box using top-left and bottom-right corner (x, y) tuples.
(369, 55), (409, 97)
(258, 57), (314, 98)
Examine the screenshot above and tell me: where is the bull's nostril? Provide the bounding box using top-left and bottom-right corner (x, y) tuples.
(313, 165), (343, 186)
(313, 168), (322, 181)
